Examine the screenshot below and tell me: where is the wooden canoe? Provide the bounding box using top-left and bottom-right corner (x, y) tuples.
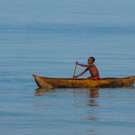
(33, 74), (135, 89)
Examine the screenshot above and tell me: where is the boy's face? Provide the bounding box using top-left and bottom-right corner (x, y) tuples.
(88, 58), (94, 64)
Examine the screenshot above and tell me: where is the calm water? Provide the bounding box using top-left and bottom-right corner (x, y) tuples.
(0, 0), (135, 135)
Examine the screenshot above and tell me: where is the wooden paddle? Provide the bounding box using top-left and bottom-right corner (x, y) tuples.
(73, 62), (78, 78)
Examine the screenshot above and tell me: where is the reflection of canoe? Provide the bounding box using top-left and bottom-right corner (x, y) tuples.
(35, 88), (53, 96)
(33, 74), (135, 89)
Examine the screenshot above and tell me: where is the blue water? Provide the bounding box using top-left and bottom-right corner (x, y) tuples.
(0, 0), (135, 134)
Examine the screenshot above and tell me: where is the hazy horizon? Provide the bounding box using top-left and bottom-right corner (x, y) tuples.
(0, 0), (135, 25)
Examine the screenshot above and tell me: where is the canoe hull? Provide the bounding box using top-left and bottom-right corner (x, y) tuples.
(33, 74), (135, 89)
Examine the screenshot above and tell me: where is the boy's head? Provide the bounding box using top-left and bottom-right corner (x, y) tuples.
(88, 56), (95, 64)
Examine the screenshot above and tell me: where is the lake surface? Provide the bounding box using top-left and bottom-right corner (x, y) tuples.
(0, 0), (135, 135)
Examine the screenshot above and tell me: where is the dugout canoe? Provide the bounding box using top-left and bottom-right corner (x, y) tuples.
(33, 74), (135, 89)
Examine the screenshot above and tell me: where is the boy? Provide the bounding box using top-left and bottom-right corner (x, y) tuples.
(74, 57), (100, 80)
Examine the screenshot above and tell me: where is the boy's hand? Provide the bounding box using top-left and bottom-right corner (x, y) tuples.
(76, 61), (79, 65)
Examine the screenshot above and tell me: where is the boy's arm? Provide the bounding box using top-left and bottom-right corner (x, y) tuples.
(76, 62), (88, 67)
(76, 68), (88, 78)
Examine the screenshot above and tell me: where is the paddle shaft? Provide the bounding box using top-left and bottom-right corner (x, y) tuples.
(73, 63), (78, 77)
